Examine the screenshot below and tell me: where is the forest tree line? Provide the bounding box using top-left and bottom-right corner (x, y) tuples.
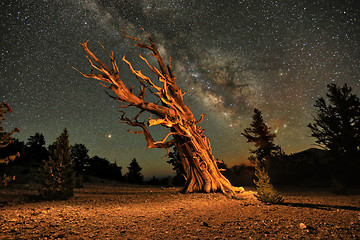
(0, 126), (146, 199)
(0, 131), (146, 183)
(1, 82), (360, 199)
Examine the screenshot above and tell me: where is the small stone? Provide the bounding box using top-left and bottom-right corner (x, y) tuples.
(299, 223), (307, 229)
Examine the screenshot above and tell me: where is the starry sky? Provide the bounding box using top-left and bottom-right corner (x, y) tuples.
(1, 0), (360, 178)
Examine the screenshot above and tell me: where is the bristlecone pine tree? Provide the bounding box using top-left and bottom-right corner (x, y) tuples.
(308, 84), (360, 155)
(38, 129), (75, 200)
(308, 83), (360, 193)
(242, 108), (283, 204)
(75, 29), (244, 195)
(0, 102), (20, 186)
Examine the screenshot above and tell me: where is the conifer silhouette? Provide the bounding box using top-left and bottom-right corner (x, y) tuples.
(38, 129), (75, 200)
(308, 83), (360, 193)
(242, 109), (283, 204)
(126, 158), (143, 184)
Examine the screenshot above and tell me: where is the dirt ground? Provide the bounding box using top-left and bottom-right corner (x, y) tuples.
(0, 182), (359, 239)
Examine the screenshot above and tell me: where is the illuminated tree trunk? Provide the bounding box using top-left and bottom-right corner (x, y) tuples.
(75, 29), (244, 195)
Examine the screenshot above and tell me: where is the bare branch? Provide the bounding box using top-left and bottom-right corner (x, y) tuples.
(122, 28), (168, 78)
(122, 56), (162, 93)
(139, 85), (146, 100)
(118, 103), (132, 108)
(105, 90), (123, 103)
(75, 41), (176, 119)
(119, 110), (175, 149)
(148, 116), (175, 128)
(182, 89), (191, 96)
(153, 132), (177, 146)
(167, 57), (176, 82)
(196, 114), (205, 124)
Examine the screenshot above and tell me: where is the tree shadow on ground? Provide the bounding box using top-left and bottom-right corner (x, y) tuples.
(279, 202), (360, 212)
(0, 195), (39, 207)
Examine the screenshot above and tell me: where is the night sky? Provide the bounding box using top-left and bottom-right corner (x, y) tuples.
(1, 1), (360, 178)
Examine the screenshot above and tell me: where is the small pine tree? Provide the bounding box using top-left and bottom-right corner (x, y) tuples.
(242, 108), (284, 204)
(0, 102), (20, 186)
(126, 158), (143, 184)
(253, 167), (283, 204)
(38, 129), (75, 200)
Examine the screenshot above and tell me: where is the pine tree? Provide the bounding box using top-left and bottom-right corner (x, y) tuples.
(0, 102), (20, 186)
(253, 167), (283, 204)
(308, 83), (360, 192)
(242, 108), (284, 169)
(71, 143), (90, 187)
(242, 108), (283, 204)
(27, 133), (46, 148)
(71, 143), (89, 173)
(38, 129), (75, 200)
(126, 158), (143, 184)
(26, 133), (48, 167)
(308, 84), (360, 155)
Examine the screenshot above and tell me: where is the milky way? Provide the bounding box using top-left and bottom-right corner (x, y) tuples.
(1, 0), (360, 177)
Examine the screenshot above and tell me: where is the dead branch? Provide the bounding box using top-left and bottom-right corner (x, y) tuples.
(119, 111), (175, 149)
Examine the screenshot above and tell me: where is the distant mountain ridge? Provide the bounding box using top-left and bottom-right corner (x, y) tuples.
(287, 147), (331, 164)
(225, 147), (334, 187)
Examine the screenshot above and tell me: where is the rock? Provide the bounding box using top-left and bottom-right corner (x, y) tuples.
(299, 223), (307, 229)
(299, 223), (317, 233)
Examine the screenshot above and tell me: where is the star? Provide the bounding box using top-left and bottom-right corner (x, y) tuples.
(1, 0), (359, 177)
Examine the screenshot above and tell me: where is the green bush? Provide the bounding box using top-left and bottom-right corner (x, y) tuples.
(254, 166), (283, 204)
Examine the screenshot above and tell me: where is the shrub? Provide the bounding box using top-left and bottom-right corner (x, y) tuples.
(254, 166), (283, 204)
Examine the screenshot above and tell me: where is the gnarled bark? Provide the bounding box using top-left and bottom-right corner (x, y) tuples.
(75, 29), (244, 195)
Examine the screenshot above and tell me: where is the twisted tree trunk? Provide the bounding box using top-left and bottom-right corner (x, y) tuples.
(74, 29), (244, 195)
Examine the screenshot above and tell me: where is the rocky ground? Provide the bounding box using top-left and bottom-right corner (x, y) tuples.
(0, 182), (359, 239)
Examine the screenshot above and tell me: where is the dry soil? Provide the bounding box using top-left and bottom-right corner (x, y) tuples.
(1, 182), (359, 239)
